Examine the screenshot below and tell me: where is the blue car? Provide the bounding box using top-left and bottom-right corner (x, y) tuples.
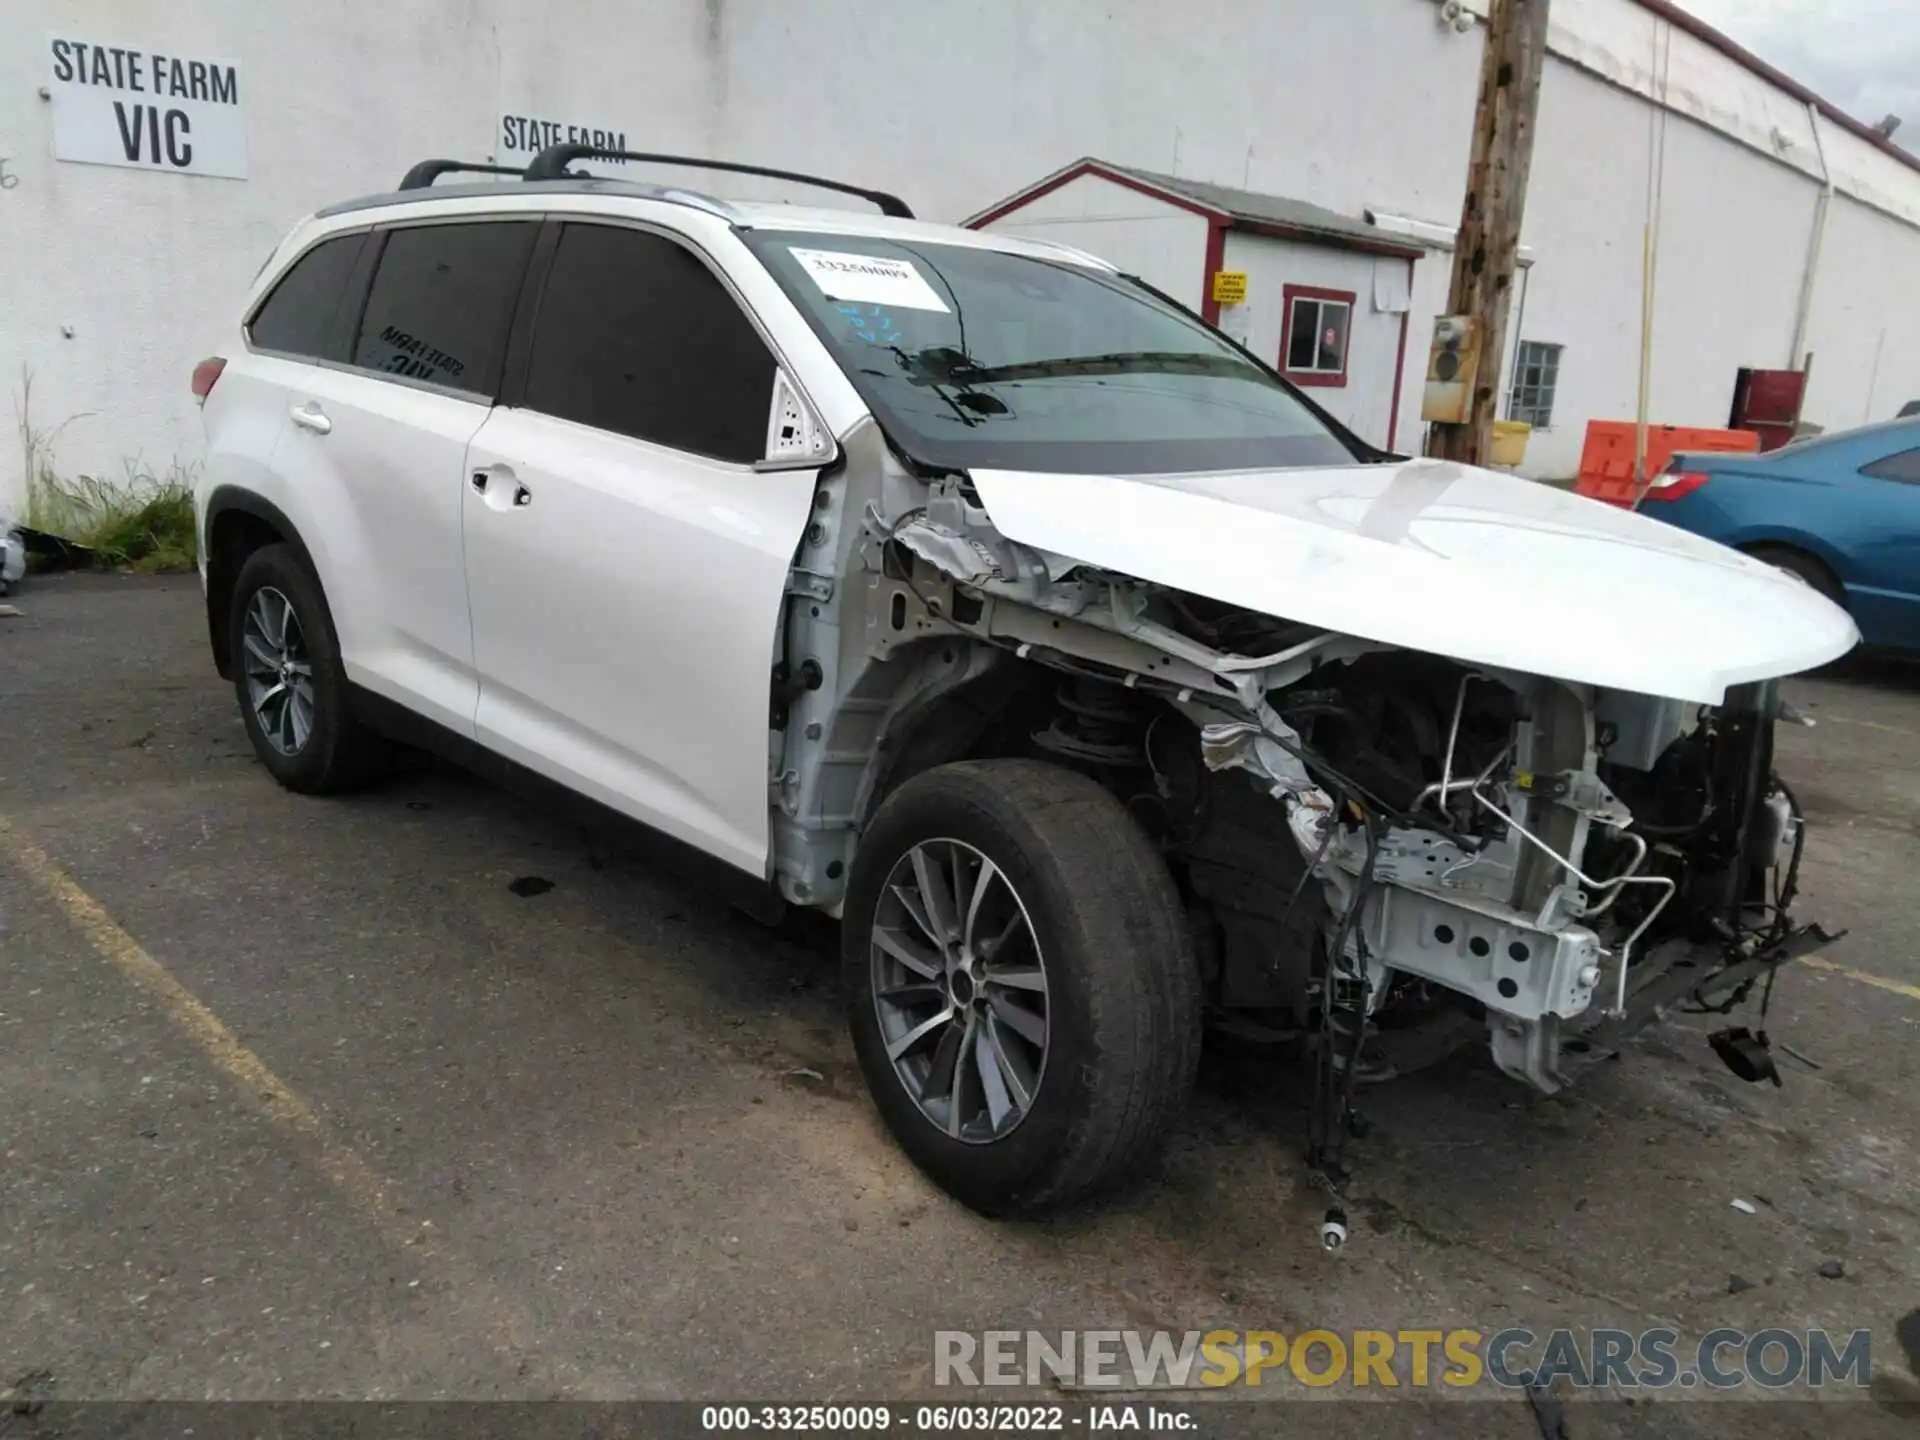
(1641, 416), (1920, 652)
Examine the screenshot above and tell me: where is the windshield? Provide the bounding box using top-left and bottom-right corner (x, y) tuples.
(741, 231), (1363, 475)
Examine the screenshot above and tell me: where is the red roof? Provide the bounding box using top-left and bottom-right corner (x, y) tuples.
(1643, 0), (1917, 176)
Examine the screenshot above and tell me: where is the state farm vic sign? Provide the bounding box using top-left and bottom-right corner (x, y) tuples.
(48, 36), (247, 179)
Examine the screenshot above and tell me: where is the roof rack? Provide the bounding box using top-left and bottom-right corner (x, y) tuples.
(520, 143), (914, 219)
(397, 159), (528, 190)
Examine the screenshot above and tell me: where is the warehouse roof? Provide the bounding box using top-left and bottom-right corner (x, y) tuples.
(1634, 0), (1916, 176)
(964, 159), (1427, 260)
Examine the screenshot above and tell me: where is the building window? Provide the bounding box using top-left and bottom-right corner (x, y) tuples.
(1509, 341), (1562, 428)
(1280, 285), (1354, 387)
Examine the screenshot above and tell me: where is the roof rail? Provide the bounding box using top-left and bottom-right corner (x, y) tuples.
(398, 159), (527, 191)
(521, 143), (914, 219)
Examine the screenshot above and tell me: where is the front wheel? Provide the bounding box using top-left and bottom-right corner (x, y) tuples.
(844, 759), (1201, 1216)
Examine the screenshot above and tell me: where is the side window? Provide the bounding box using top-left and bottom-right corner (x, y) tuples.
(1508, 340), (1564, 429)
(523, 223), (776, 463)
(1861, 447), (1920, 484)
(249, 233), (366, 360)
(350, 221), (538, 397)
(1279, 285), (1355, 388)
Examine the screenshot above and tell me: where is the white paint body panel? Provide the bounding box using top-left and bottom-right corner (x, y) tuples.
(271, 366), (490, 735)
(969, 459), (1860, 703)
(461, 407), (820, 876)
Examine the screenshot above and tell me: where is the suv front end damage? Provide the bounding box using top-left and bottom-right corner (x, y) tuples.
(743, 221), (1856, 1217)
(771, 436), (1845, 1151)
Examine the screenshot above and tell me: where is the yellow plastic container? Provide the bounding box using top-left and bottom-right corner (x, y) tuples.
(1490, 420), (1532, 467)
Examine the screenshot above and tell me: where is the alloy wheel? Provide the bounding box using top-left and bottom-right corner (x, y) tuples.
(241, 586), (315, 757)
(869, 838), (1050, 1142)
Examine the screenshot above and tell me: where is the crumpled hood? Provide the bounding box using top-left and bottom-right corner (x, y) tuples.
(967, 458), (1859, 703)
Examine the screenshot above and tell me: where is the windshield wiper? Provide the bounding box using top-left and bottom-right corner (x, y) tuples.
(933, 350), (1257, 384)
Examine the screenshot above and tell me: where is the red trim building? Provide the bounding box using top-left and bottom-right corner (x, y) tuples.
(967, 159), (1426, 450)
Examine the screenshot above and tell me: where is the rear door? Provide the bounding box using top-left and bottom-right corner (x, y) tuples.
(1849, 444), (1920, 646)
(461, 220), (823, 876)
(271, 217), (538, 734)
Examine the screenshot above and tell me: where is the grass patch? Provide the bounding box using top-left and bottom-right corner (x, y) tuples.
(28, 466), (198, 573)
(15, 366), (198, 574)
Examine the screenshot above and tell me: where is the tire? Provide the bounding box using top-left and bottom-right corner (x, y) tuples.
(844, 759), (1202, 1216)
(1747, 544), (1844, 608)
(228, 542), (389, 793)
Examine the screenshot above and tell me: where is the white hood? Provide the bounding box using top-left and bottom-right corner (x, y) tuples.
(968, 458), (1859, 703)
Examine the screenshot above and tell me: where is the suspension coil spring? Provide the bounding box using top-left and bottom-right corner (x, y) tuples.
(1033, 677), (1144, 766)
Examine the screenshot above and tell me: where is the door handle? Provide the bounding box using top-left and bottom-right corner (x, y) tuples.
(472, 470), (532, 509)
(289, 403), (331, 435)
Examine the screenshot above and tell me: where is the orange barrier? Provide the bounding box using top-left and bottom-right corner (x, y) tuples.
(1574, 421), (1759, 506)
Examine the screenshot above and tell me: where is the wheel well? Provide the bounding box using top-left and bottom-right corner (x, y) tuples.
(860, 659), (1052, 822)
(1739, 541), (1844, 603)
(206, 508), (287, 678)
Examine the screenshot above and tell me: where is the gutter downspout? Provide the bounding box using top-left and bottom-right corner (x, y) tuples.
(1789, 101), (1833, 372)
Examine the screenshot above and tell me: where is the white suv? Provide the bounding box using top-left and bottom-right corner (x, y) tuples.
(196, 145), (1857, 1219)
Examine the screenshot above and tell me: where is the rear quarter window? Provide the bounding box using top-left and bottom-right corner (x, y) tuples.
(248, 233), (367, 360)
(1861, 447), (1920, 484)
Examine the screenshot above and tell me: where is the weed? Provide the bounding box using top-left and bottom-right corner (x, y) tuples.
(14, 366), (197, 573)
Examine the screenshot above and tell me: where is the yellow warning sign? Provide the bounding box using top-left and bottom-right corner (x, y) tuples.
(1211, 270), (1249, 306)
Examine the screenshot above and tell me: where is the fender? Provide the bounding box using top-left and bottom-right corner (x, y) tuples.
(202, 485), (313, 679)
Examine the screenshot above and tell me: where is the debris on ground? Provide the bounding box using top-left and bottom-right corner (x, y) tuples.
(507, 875), (554, 897)
(1816, 1258), (1846, 1280)
(0, 604), (21, 619)
(1729, 1197), (1758, 1214)
(1728, 1273), (1756, 1294)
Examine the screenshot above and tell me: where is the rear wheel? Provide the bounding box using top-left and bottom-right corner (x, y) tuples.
(844, 759), (1201, 1216)
(229, 543), (389, 793)
(1747, 544), (1845, 608)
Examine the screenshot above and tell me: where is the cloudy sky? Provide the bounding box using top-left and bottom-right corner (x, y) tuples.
(1682, 0), (1917, 138)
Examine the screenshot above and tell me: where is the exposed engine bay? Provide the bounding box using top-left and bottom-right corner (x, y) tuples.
(771, 431), (1836, 1186)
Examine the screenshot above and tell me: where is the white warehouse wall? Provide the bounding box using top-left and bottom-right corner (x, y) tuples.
(1514, 59), (1823, 477)
(3, 0), (1919, 513)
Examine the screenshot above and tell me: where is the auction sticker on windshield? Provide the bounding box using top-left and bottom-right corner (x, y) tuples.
(789, 248), (951, 312)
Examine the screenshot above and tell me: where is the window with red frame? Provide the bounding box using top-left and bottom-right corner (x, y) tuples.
(1280, 284), (1354, 387)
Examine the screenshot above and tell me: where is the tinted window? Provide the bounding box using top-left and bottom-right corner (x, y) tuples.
(740, 230), (1358, 475)
(523, 224), (775, 462)
(250, 233), (365, 360)
(1862, 447), (1920, 483)
(351, 221), (538, 397)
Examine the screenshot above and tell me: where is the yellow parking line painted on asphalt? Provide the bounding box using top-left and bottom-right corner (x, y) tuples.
(1801, 953), (1920, 1003)
(0, 813), (591, 1394)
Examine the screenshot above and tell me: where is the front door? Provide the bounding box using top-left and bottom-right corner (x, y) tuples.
(461, 221), (822, 876)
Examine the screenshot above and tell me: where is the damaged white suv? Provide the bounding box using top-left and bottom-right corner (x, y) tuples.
(195, 147), (1858, 1219)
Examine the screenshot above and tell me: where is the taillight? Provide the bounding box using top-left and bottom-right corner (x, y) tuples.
(1641, 468), (1709, 502)
(191, 356), (226, 405)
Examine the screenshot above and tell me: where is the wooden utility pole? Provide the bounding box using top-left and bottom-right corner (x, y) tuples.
(1427, 0), (1551, 465)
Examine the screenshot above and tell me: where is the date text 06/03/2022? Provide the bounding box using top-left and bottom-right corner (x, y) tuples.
(699, 1404), (1192, 1432)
